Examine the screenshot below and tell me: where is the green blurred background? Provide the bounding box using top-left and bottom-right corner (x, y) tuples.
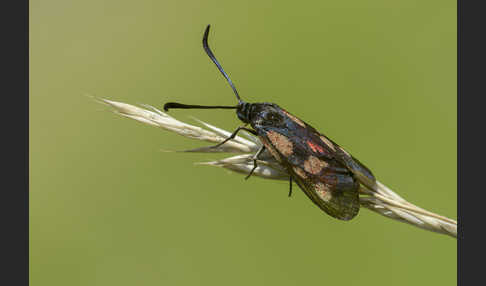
(30, 0), (456, 285)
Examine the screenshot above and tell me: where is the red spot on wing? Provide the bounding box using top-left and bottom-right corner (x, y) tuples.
(307, 141), (324, 154)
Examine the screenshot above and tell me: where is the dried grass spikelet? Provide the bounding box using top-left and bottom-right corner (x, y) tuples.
(97, 98), (457, 238)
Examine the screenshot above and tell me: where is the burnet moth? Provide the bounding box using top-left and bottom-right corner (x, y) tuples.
(164, 25), (377, 220)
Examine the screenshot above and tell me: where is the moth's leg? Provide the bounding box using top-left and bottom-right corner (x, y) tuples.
(288, 177), (293, 197)
(245, 145), (266, 180)
(210, 126), (258, 149)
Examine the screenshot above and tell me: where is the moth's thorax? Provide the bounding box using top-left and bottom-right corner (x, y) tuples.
(241, 102), (292, 131)
(237, 102), (282, 126)
(242, 103), (310, 136)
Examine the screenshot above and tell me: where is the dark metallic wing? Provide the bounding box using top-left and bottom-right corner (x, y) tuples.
(333, 144), (377, 191)
(290, 162), (361, 220)
(282, 107), (377, 191)
(258, 126), (361, 220)
(254, 106), (376, 220)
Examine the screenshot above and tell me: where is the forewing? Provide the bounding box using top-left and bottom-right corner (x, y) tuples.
(254, 106), (375, 220)
(258, 127), (361, 220)
(319, 134), (377, 191)
(283, 108), (377, 191)
(281, 106), (377, 190)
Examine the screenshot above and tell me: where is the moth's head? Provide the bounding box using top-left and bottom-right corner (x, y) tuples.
(236, 101), (252, 123)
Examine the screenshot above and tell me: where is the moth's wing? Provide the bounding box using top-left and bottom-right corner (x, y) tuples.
(289, 120), (376, 191)
(333, 143), (377, 191)
(290, 163), (360, 221)
(278, 106), (376, 191)
(259, 129), (361, 220)
(255, 115), (363, 220)
(318, 133), (377, 191)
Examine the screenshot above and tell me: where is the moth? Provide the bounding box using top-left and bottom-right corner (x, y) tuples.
(164, 25), (377, 220)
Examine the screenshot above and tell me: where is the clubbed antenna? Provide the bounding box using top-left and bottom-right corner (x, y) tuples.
(203, 25), (242, 103)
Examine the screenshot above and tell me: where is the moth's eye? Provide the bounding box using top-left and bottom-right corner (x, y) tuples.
(264, 112), (282, 122)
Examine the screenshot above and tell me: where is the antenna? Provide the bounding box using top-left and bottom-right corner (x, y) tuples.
(203, 25), (242, 102)
(163, 25), (242, 112)
(163, 102), (236, 112)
